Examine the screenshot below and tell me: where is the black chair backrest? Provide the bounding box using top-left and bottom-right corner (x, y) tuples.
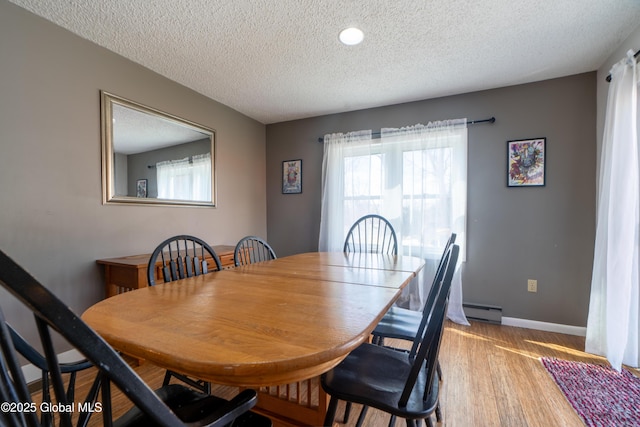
(0, 249), (201, 426)
(343, 214), (398, 255)
(147, 235), (222, 286)
(0, 309), (39, 427)
(234, 236), (277, 266)
(5, 322), (94, 426)
(399, 244), (459, 408)
(406, 232), (457, 357)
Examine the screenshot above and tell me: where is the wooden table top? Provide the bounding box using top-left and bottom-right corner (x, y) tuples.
(82, 252), (424, 387)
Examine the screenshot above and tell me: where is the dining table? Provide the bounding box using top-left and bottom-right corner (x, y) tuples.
(82, 251), (425, 424)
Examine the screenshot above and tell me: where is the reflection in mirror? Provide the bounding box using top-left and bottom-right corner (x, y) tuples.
(101, 91), (216, 207)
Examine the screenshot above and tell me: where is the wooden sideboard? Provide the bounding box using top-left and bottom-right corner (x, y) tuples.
(96, 245), (235, 298)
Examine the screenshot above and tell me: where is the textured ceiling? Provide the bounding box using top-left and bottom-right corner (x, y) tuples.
(8, 0), (640, 124)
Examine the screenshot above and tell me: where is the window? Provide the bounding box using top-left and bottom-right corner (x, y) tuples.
(323, 123), (466, 260)
(319, 121), (468, 321)
(401, 147), (453, 253)
(156, 153), (211, 202)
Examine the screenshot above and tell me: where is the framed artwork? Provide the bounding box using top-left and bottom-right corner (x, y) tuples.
(136, 179), (148, 198)
(282, 159), (302, 194)
(507, 138), (546, 187)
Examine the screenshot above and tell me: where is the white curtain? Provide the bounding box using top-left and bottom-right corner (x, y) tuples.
(318, 120), (469, 325)
(586, 50), (640, 371)
(157, 153), (211, 201)
(319, 130), (373, 251)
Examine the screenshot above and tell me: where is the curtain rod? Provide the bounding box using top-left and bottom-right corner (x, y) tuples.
(317, 116), (495, 143)
(606, 49), (640, 82)
(147, 155), (195, 169)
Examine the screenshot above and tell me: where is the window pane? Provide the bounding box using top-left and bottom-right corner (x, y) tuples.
(344, 154), (383, 197)
(403, 148), (452, 196)
(401, 197), (452, 251)
(343, 154), (383, 238)
(401, 147), (453, 254)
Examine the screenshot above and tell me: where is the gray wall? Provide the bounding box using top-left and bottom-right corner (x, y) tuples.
(0, 1), (267, 346)
(266, 73), (596, 327)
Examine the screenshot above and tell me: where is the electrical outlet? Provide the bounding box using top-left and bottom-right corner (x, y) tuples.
(527, 279), (537, 293)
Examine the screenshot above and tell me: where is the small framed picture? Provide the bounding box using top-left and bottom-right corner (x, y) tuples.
(136, 179), (148, 197)
(507, 138), (546, 187)
(282, 159), (302, 194)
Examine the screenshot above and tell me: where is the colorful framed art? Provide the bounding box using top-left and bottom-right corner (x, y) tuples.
(507, 138), (546, 187)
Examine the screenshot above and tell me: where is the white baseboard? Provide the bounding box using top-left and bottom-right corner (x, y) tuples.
(501, 317), (586, 337)
(21, 349), (85, 384)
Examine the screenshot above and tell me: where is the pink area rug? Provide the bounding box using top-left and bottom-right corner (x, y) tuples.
(541, 357), (640, 426)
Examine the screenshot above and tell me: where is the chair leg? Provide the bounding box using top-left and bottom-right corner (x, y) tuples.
(435, 402), (442, 422)
(163, 370), (172, 386)
(343, 402), (352, 423)
(355, 406), (368, 427)
(389, 414), (397, 427)
(324, 396), (338, 426)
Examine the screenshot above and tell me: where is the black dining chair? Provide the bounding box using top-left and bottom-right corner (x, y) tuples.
(344, 214), (398, 255)
(233, 236), (277, 266)
(147, 235), (222, 287)
(368, 234), (455, 425)
(147, 235), (222, 394)
(372, 233), (457, 347)
(340, 214), (398, 422)
(321, 244), (459, 427)
(0, 248), (271, 427)
(5, 323), (94, 427)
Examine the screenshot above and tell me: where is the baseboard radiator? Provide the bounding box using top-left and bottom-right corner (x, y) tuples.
(463, 302), (502, 324)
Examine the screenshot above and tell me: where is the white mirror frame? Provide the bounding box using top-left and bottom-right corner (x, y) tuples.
(101, 91), (216, 207)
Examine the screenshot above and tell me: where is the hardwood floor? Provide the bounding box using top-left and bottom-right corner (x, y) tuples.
(32, 320), (612, 426)
(437, 321), (597, 427)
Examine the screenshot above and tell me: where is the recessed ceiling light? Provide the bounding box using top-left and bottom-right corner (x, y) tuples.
(339, 27), (364, 46)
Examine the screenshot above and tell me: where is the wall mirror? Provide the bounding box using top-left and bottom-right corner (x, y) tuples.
(101, 91), (216, 207)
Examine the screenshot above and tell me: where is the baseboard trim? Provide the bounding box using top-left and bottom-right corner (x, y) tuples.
(501, 317), (586, 337)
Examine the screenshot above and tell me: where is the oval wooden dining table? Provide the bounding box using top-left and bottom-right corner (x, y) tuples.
(82, 252), (424, 387)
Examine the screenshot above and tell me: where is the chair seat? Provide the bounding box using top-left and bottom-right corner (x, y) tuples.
(114, 385), (271, 427)
(373, 306), (422, 341)
(321, 343), (439, 419)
